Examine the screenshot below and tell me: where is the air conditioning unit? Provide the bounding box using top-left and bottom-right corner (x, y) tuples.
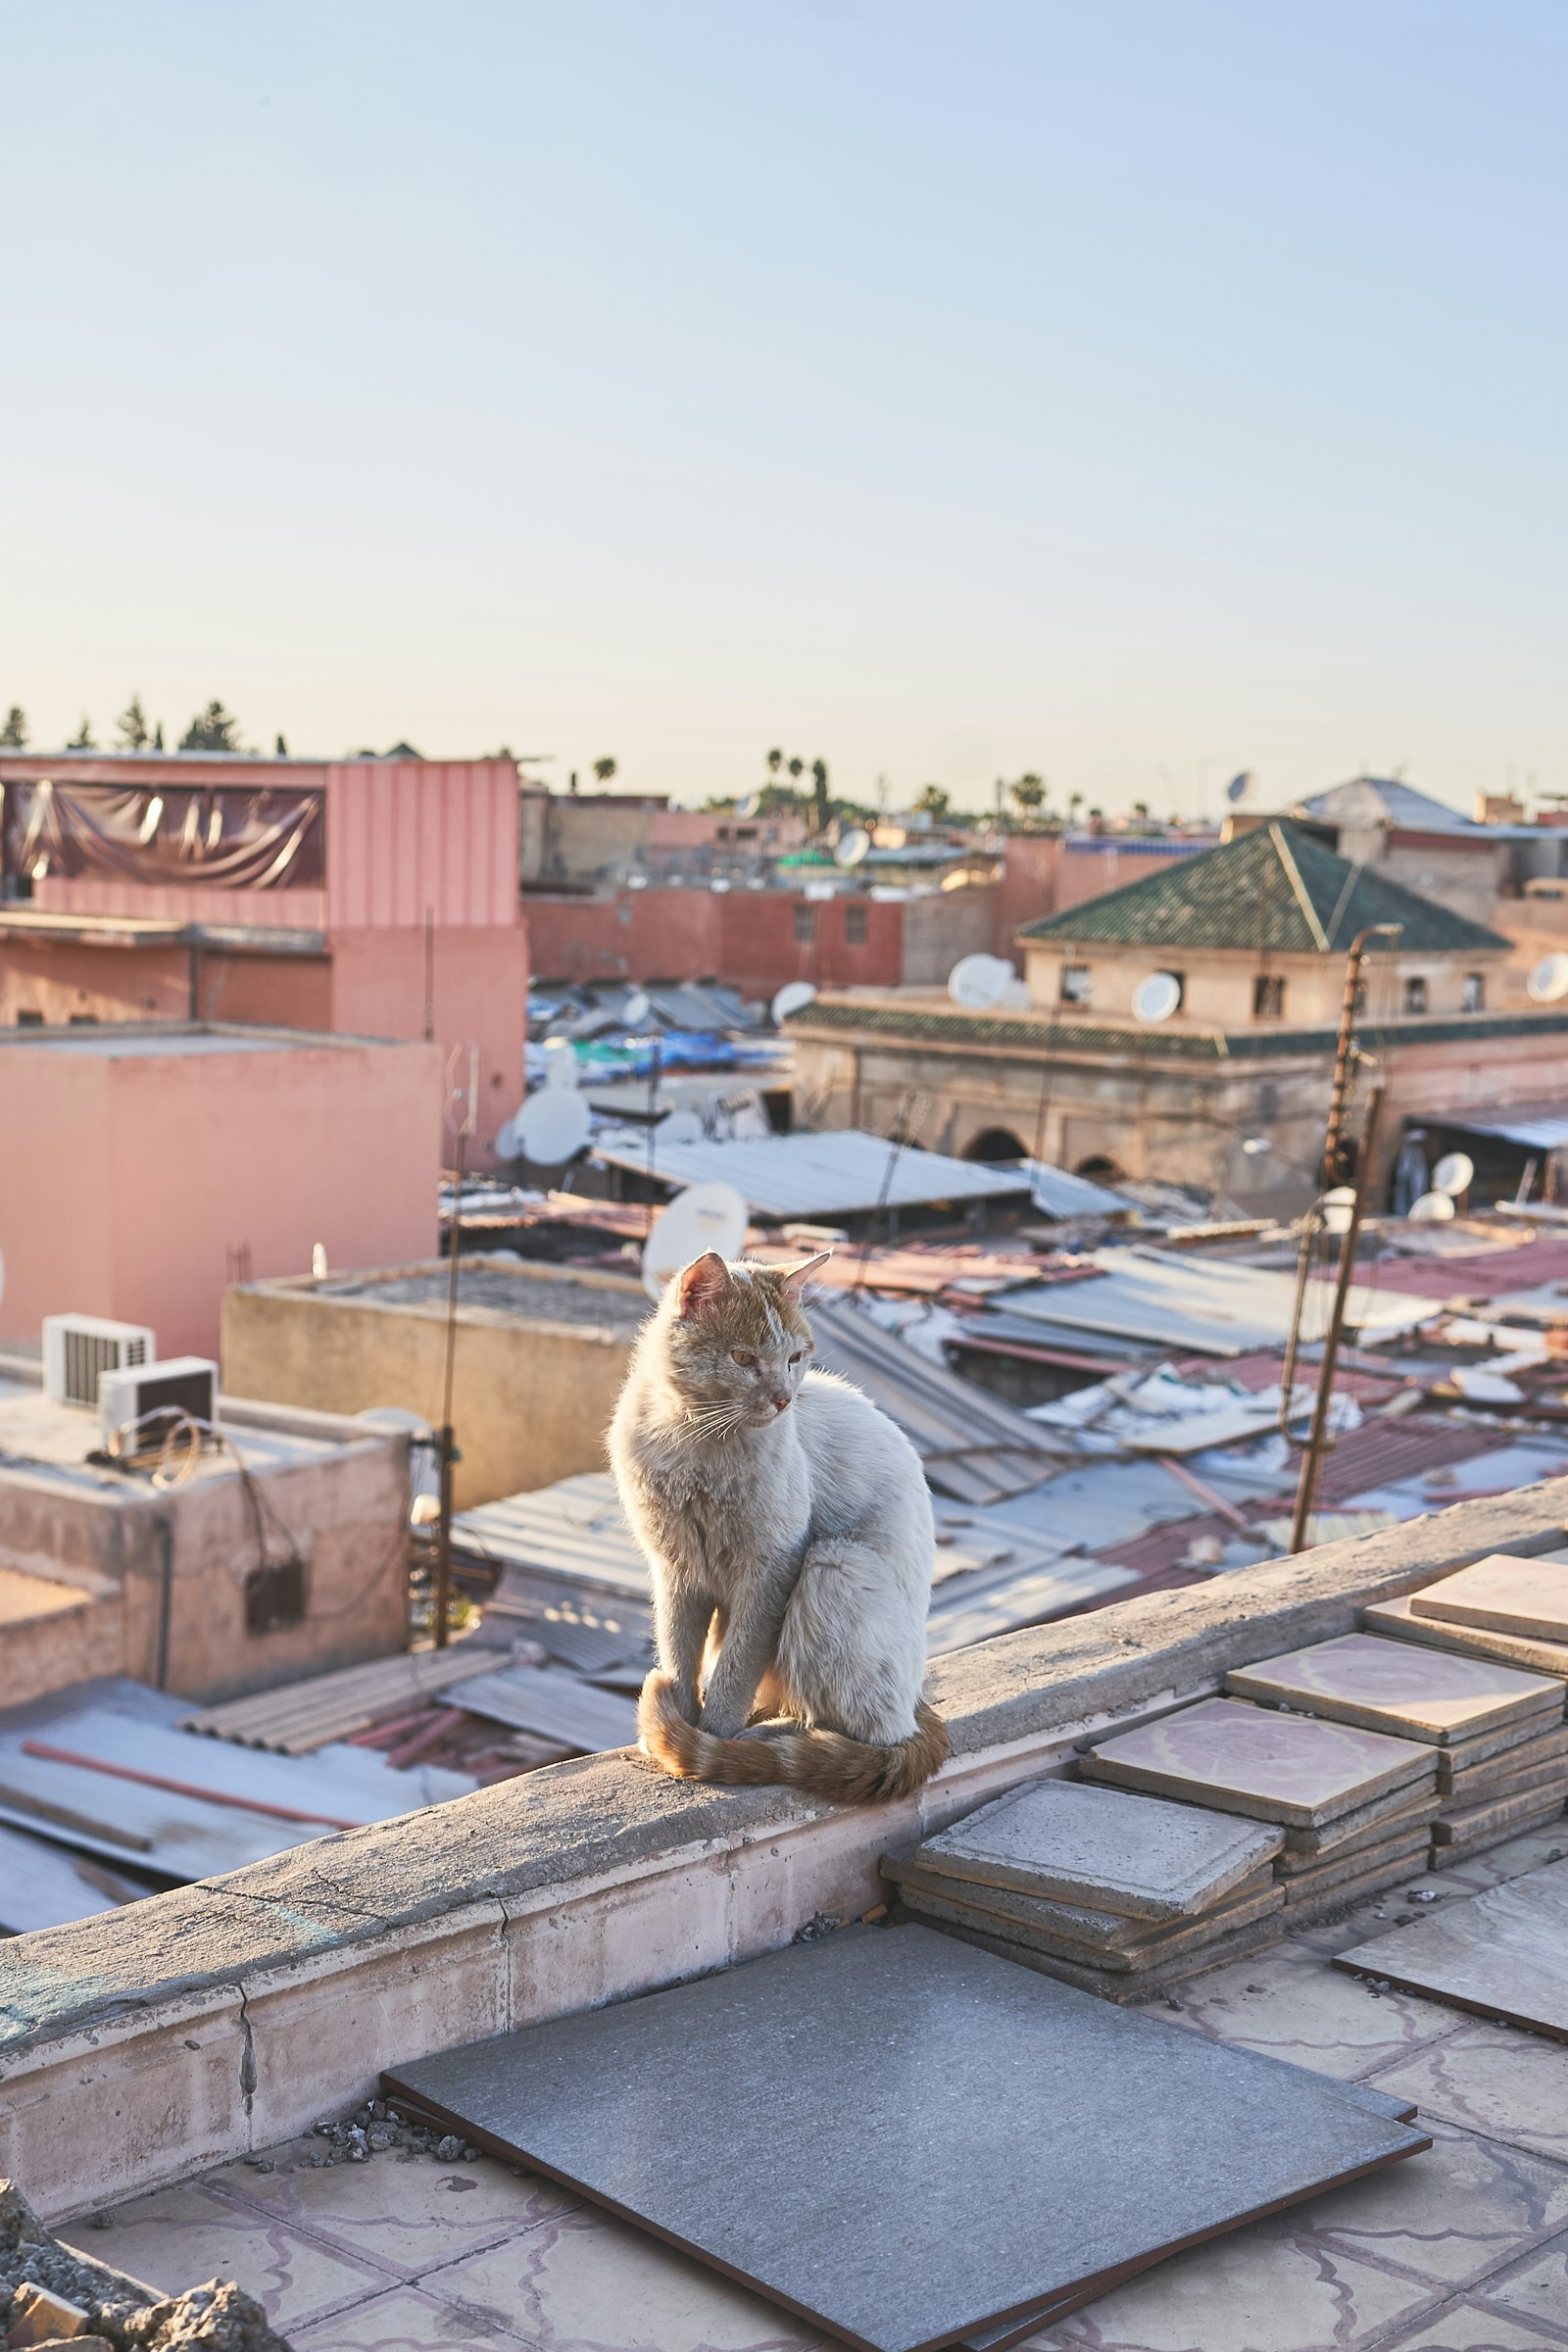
(99, 1356), (218, 1446)
(43, 1314), (157, 1408)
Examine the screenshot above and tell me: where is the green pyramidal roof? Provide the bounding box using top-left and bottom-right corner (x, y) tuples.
(1017, 819), (1508, 956)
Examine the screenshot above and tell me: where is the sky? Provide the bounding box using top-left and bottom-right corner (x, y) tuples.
(4, 2), (1566, 818)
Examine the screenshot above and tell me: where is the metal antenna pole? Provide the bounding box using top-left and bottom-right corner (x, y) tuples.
(1288, 1075), (1384, 1553)
(433, 1044), (478, 1648)
(1279, 923), (1401, 1421)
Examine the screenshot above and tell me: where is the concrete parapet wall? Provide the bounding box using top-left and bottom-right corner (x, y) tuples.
(3, 1480), (1567, 2220)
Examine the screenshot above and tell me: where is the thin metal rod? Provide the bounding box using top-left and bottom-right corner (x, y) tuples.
(432, 1125), (466, 1648)
(1288, 1079), (1384, 1553)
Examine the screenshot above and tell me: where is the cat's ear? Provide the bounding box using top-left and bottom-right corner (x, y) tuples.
(676, 1251), (732, 1319)
(778, 1249), (832, 1294)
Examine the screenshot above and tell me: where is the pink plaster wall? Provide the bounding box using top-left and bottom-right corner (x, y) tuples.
(329, 926), (528, 1157)
(0, 1030), (441, 1357)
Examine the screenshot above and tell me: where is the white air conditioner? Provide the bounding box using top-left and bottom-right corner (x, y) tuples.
(99, 1356), (218, 1446)
(43, 1314), (158, 1408)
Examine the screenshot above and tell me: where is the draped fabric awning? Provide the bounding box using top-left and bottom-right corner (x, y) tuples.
(0, 778), (324, 890)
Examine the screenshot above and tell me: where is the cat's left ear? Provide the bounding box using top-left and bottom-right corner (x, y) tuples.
(778, 1249), (833, 1294)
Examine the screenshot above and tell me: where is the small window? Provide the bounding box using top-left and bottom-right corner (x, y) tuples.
(16, 1009), (43, 1027)
(1060, 962), (1091, 1005)
(793, 903), (815, 945)
(1462, 972), (1485, 1012)
(68, 1012), (98, 1027)
(244, 1557), (306, 1635)
(845, 903), (868, 946)
(1404, 975), (1428, 1016)
(1253, 974), (1286, 1019)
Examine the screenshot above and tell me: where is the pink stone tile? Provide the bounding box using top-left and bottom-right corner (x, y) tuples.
(1370, 2024), (1568, 2167)
(293, 2282), (533, 2348)
(1086, 1697), (1436, 1826)
(420, 2200), (825, 2351)
(1481, 2230), (1568, 2332)
(1373, 2299), (1567, 2349)
(1145, 1938), (1461, 2079)
(206, 2134), (575, 2278)
(1292, 2119), (1568, 2288)
(60, 2180), (394, 2332)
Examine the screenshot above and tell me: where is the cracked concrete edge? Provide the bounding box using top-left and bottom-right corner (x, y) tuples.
(1, 1477), (1563, 2065)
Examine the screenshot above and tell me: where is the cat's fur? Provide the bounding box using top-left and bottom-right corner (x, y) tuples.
(608, 1250), (948, 1804)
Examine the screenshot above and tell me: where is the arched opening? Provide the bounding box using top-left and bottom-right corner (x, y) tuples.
(1074, 1152), (1126, 1183)
(963, 1126), (1029, 1163)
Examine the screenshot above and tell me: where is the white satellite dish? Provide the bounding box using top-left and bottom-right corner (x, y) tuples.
(1528, 953), (1568, 1004)
(710, 877), (732, 894)
(735, 792), (760, 818)
(1407, 1190), (1456, 1224)
(642, 1181), (749, 1300)
(947, 954), (1012, 1011)
(627, 873), (649, 890)
(1320, 1185), (1357, 1237)
(835, 825), (871, 868)
(623, 991), (652, 1025)
(1132, 971), (1183, 1024)
(514, 1088), (591, 1166)
(1000, 977), (1031, 1011)
(771, 981), (817, 1024)
(804, 878), (836, 902)
(659, 1108), (704, 1146)
(1433, 1151), (1475, 1197)
(543, 1038), (578, 1090)
(1225, 771), (1254, 806)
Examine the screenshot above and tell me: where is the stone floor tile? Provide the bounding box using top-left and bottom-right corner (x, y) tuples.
(1289, 2119), (1568, 2287)
(1143, 1938), (1460, 2079)
(1373, 2299), (1566, 2348)
(1285, 1874), (1452, 1958)
(1019, 2229), (1436, 2351)
(205, 2136), (577, 2278)
(1369, 2024), (1568, 2166)
(1419, 1826), (1568, 1896)
(60, 2180), (396, 2333)
(292, 2282), (533, 2347)
(1477, 2230), (1568, 2333)
(419, 2200), (825, 2351)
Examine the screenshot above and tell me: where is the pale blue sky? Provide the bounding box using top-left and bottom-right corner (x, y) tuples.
(4, 2), (1565, 815)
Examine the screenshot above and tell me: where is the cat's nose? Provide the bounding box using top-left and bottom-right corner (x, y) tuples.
(770, 1394), (791, 1413)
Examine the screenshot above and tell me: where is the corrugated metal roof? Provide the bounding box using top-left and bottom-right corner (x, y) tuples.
(589, 1128), (1033, 1216)
(0, 1820), (138, 1936)
(1018, 818), (1508, 955)
(1367, 1235), (1568, 1302)
(453, 1473), (651, 1600)
(1310, 1417), (1505, 1505)
(1001, 1248), (1446, 1356)
(1017, 1159), (1140, 1219)
(1293, 777), (1491, 836)
(1441, 1104), (1568, 1152)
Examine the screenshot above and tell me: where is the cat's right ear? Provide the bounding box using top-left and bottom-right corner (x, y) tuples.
(676, 1251), (731, 1319)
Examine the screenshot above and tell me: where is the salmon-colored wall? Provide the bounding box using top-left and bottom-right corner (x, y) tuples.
(0, 1030), (442, 1358)
(0, 937), (191, 1025)
(324, 761), (518, 930)
(522, 887), (908, 996)
(196, 952), (333, 1030)
(329, 926), (528, 1155)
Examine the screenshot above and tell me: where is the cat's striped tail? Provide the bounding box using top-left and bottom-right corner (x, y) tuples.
(637, 1671), (950, 1804)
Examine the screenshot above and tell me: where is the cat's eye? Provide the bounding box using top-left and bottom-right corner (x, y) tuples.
(731, 1348), (755, 1367)
(789, 1351), (805, 1364)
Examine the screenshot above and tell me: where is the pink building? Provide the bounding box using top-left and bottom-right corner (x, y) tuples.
(0, 1022), (440, 1359)
(0, 754), (526, 1164)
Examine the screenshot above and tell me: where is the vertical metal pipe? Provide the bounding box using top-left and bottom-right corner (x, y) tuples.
(1288, 1078), (1385, 1553)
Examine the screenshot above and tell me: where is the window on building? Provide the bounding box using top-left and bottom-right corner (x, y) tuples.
(845, 903), (868, 946)
(1404, 975), (1429, 1015)
(1462, 972), (1485, 1012)
(16, 1009), (43, 1027)
(1253, 974), (1286, 1019)
(793, 902), (815, 945)
(1060, 962), (1091, 1005)
(68, 1012), (97, 1026)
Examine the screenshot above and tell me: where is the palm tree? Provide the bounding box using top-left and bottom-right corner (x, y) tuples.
(1010, 772), (1046, 816)
(787, 757), (804, 783)
(1067, 790), (1084, 824)
(912, 783), (950, 820)
(593, 756), (617, 786)
(810, 757), (829, 835)
(766, 748), (783, 776)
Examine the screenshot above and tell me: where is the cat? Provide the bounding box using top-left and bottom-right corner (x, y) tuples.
(608, 1249), (949, 1804)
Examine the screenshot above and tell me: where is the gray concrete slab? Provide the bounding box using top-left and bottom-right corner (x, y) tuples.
(1083, 1697), (1438, 1828)
(881, 1851), (1279, 1949)
(891, 1775), (1281, 1922)
(894, 1879), (1284, 1972)
(1336, 1856), (1568, 2039)
(383, 1923), (1426, 2352)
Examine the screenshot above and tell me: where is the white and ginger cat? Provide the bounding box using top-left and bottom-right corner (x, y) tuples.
(609, 1249), (949, 1804)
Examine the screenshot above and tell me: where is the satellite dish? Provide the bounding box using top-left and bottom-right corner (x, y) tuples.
(1241, 1137), (1271, 1157)
(804, 878), (836, 902)
(626, 873), (649, 890)
(1433, 1152), (1475, 1197)
(660, 1108), (704, 1146)
(1408, 1190), (1456, 1224)
(710, 878), (732, 894)
(1225, 772), (1254, 806)
(948, 954), (1012, 1010)
(735, 793), (760, 818)
(513, 1089), (591, 1166)
(543, 1038), (578, 1090)
(835, 825), (871, 869)
(1132, 971), (1182, 1024)
(1528, 953), (1568, 1004)
(642, 1181), (749, 1300)
(623, 991), (652, 1024)
(1320, 1186), (1357, 1237)
(771, 981), (817, 1023)
(1000, 977), (1031, 1011)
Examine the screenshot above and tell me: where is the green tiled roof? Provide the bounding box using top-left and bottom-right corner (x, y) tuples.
(1016, 819), (1509, 956)
(782, 997), (1568, 1059)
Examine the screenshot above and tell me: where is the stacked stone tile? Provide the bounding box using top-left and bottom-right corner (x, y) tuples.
(1226, 1629), (1566, 1876)
(881, 1777), (1285, 2000)
(1363, 1556), (1568, 1862)
(1080, 1693), (1441, 1922)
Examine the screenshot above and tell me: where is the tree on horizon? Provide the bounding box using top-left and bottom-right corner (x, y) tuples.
(593, 755), (617, 785)
(0, 707), (25, 749)
(115, 694), (151, 750)
(180, 701), (244, 753)
(67, 713), (95, 749)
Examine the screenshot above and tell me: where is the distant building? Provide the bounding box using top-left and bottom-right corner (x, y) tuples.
(785, 820), (1568, 1209)
(1283, 774), (1561, 927)
(0, 750), (526, 1162)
